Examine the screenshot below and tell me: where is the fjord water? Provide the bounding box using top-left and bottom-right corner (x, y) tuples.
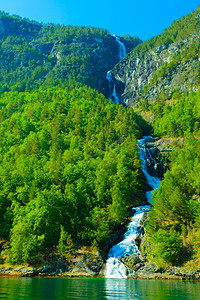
(0, 277), (200, 300)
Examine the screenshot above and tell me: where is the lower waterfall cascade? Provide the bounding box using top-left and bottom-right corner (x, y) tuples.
(104, 136), (161, 278)
(138, 137), (160, 203)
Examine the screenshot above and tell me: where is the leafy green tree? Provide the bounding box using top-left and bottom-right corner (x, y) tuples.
(150, 229), (184, 264)
(57, 225), (73, 256)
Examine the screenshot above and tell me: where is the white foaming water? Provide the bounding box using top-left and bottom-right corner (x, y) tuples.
(115, 36), (126, 60)
(106, 71), (120, 104)
(106, 70), (113, 99)
(104, 136), (160, 278)
(104, 205), (151, 278)
(111, 84), (120, 103)
(106, 36), (126, 104)
(138, 137), (160, 203)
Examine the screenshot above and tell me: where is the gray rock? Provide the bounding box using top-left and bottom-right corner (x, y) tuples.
(110, 30), (200, 107)
(42, 262), (54, 273)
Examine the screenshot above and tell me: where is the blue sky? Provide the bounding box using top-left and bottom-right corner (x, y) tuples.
(0, 0), (199, 40)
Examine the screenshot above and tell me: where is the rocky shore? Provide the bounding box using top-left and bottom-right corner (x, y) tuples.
(1, 242), (200, 280)
(0, 250), (104, 278)
(1, 262), (200, 281)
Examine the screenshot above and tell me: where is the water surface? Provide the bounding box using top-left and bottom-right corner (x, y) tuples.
(0, 277), (200, 300)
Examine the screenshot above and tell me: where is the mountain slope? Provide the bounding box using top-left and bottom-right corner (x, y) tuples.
(109, 6), (200, 269)
(111, 5), (200, 106)
(0, 7), (200, 272)
(0, 12), (141, 97)
(0, 13), (149, 266)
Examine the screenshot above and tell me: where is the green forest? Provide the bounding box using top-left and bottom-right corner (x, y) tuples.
(137, 85), (200, 266)
(145, 134), (200, 265)
(0, 12), (148, 265)
(137, 40), (200, 267)
(0, 81), (150, 264)
(0, 5), (200, 271)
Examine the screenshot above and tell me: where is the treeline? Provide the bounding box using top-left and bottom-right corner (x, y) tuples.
(37, 24), (109, 42)
(0, 82), (150, 264)
(0, 11), (109, 39)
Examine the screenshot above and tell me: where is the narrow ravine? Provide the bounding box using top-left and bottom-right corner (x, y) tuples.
(104, 136), (161, 278)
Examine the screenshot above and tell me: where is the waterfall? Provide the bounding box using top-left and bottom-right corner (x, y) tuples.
(104, 205), (151, 278)
(106, 71), (120, 104)
(138, 137), (160, 203)
(104, 136), (160, 278)
(106, 36), (126, 103)
(115, 36), (126, 60)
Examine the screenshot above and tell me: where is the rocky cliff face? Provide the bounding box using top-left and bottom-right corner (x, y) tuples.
(110, 23), (200, 106)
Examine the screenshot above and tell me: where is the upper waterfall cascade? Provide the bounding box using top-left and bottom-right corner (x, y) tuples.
(104, 136), (161, 278)
(106, 36), (126, 103)
(115, 36), (127, 60)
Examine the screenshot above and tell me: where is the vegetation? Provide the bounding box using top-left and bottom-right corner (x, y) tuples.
(146, 135), (200, 265)
(130, 5), (200, 267)
(0, 81), (150, 264)
(138, 89), (200, 137)
(139, 65), (200, 266)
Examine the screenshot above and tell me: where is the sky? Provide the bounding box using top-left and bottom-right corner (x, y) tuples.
(0, 0), (199, 40)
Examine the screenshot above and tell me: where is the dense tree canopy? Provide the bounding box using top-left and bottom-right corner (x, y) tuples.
(140, 85), (200, 265)
(0, 82), (149, 264)
(145, 135), (200, 265)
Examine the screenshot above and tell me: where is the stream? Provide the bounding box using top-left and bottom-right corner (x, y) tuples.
(104, 136), (161, 278)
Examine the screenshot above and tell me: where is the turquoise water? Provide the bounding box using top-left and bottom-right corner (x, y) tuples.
(0, 278), (200, 299)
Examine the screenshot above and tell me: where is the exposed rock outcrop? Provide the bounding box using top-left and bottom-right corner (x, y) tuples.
(111, 31), (200, 107)
(0, 250), (104, 277)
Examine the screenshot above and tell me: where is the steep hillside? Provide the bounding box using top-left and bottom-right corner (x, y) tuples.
(0, 13), (149, 268)
(0, 12), (141, 97)
(0, 7), (200, 274)
(110, 5), (200, 106)
(112, 6), (200, 270)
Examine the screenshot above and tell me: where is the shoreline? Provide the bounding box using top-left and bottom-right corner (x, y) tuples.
(0, 269), (200, 281)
